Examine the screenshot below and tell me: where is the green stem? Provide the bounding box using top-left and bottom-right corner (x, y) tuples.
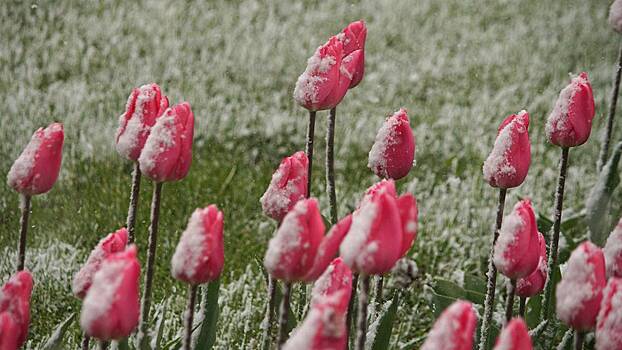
(126, 162), (142, 244)
(17, 194), (31, 271)
(355, 275), (370, 350)
(183, 285), (198, 350)
(276, 282), (292, 348)
(326, 107), (338, 224)
(306, 111), (316, 198)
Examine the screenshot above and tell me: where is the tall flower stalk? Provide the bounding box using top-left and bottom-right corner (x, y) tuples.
(326, 107), (338, 224)
(125, 163), (142, 243)
(306, 111), (316, 197)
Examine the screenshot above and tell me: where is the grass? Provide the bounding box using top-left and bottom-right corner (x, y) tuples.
(0, 0), (620, 348)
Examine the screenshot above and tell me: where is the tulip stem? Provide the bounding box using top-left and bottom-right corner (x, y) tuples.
(518, 297), (526, 318)
(478, 188), (507, 350)
(306, 111), (316, 198)
(346, 273), (359, 350)
(261, 275), (277, 350)
(598, 41), (622, 171)
(276, 282), (292, 348)
(183, 285), (198, 350)
(98, 341), (109, 350)
(504, 279), (517, 323)
(16, 194), (31, 271)
(297, 284), (307, 319)
(355, 275), (370, 350)
(126, 162), (142, 244)
(138, 182), (163, 347)
(81, 334), (90, 350)
(375, 275), (384, 305)
(556, 329), (574, 350)
(326, 107), (338, 224)
(574, 331), (584, 350)
(541, 147), (569, 323)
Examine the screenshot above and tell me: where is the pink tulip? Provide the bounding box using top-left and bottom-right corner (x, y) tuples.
(338, 20), (367, 88)
(80, 245), (141, 340)
(171, 205), (225, 285)
(361, 179), (398, 204)
(7, 123), (64, 195)
(493, 199), (540, 280)
(303, 215), (352, 282)
(264, 198), (325, 281)
(483, 110), (531, 189)
(556, 241), (607, 331)
(596, 277), (622, 350)
(545, 72), (595, 148)
(283, 290), (350, 350)
(493, 318), (532, 350)
(516, 232), (548, 298)
(115, 83), (169, 161)
(604, 218), (622, 278)
(340, 185), (402, 275)
(0, 312), (19, 350)
(310, 257), (353, 311)
(397, 193), (418, 257)
(72, 228), (129, 299)
(293, 36), (362, 111)
(260, 151), (309, 222)
(610, 0), (622, 33)
(368, 108), (416, 180)
(138, 102), (194, 182)
(421, 300), (477, 350)
(0, 271), (33, 347)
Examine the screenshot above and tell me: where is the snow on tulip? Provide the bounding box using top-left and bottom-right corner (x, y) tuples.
(310, 257), (353, 308)
(596, 277), (622, 350)
(493, 318), (532, 350)
(0, 271), (33, 348)
(421, 300), (477, 350)
(368, 108), (416, 180)
(604, 218), (622, 279)
(260, 151), (309, 222)
(516, 231), (548, 298)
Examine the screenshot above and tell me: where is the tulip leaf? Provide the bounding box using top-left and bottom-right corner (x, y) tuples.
(195, 280), (220, 350)
(41, 313), (75, 350)
(525, 294), (542, 329)
(114, 338), (130, 350)
(431, 276), (485, 310)
(587, 142), (622, 246)
(153, 298), (169, 350)
(370, 291), (399, 350)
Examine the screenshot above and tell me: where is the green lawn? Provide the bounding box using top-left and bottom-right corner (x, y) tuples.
(0, 0), (620, 348)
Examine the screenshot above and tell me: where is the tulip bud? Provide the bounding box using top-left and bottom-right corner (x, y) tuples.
(421, 300), (477, 350)
(596, 277), (622, 350)
(0, 271), (33, 348)
(338, 20), (367, 88)
(7, 123), (64, 195)
(260, 151), (308, 222)
(556, 241), (607, 331)
(604, 219), (622, 279)
(73, 228), (129, 299)
(115, 83), (169, 161)
(610, 0), (622, 33)
(303, 215), (352, 282)
(493, 318), (533, 350)
(516, 232), (548, 298)
(80, 245), (141, 340)
(545, 72), (595, 148)
(483, 111), (531, 189)
(0, 312), (19, 350)
(310, 257), (353, 311)
(360, 179), (398, 205)
(138, 102), (194, 182)
(396, 193), (418, 257)
(340, 188), (402, 275)
(493, 199), (540, 279)
(264, 198), (325, 281)
(171, 205), (225, 285)
(368, 108), (415, 180)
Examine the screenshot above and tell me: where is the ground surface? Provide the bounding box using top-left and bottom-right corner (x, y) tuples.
(0, 0), (619, 348)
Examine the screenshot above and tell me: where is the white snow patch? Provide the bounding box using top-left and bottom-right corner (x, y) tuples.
(293, 45), (337, 107)
(115, 85), (158, 159)
(545, 77), (581, 140)
(7, 129), (42, 189)
(556, 247), (597, 322)
(482, 111), (527, 184)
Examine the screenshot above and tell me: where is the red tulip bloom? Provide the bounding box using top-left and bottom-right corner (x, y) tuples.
(310, 257), (353, 311)
(368, 108), (416, 180)
(264, 198), (326, 281)
(7, 123), (64, 195)
(556, 241), (607, 331)
(610, 0), (622, 33)
(421, 300), (477, 350)
(340, 186), (402, 275)
(361, 179), (398, 204)
(260, 151), (308, 222)
(397, 193), (418, 257)
(493, 318), (532, 350)
(493, 199), (540, 280)
(294, 36), (362, 111)
(545, 72), (595, 148)
(516, 232), (548, 298)
(138, 102), (194, 182)
(338, 20), (367, 88)
(303, 215), (352, 282)
(72, 228), (129, 299)
(596, 277), (622, 350)
(0, 312), (19, 350)
(483, 110), (531, 189)
(80, 245), (141, 340)
(115, 83), (169, 161)
(0, 271), (33, 347)
(604, 218), (622, 278)
(171, 205), (225, 285)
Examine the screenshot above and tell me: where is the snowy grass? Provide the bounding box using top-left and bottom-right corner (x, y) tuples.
(0, 0), (620, 348)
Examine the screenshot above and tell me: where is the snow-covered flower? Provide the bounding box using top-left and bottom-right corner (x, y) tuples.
(260, 151), (308, 222)
(493, 318), (532, 350)
(596, 277), (622, 350)
(368, 108), (415, 180)
(0, 271), (33, 347)
(421, 300), (477, 350)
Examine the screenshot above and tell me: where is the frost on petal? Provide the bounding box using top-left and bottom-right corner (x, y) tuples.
(339, 200), (378, 270)
(138, 113), (177, 178)
(493, 212), (525, 273)
(7, 129), (43, 191)
(171, 209), (208, 282)
(482, 110), (528, 187)
(368, 113), (401, 177)
(80, 260), (125, 334)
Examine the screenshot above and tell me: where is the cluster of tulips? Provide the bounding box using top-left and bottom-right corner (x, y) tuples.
(5, 1), (622, 350)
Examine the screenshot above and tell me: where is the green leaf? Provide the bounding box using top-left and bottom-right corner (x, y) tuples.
(114, 338), (130, 350)
(153, 299), (169, 350)
(429, 289), (457, 317)
(195, 280), (220, 350)
(432, 276), (485, 307)
(41, 313), (75, 350)
(463, 274), (487, 295)
(370, 291), (400, 350)
(525, 294), (542, 329)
